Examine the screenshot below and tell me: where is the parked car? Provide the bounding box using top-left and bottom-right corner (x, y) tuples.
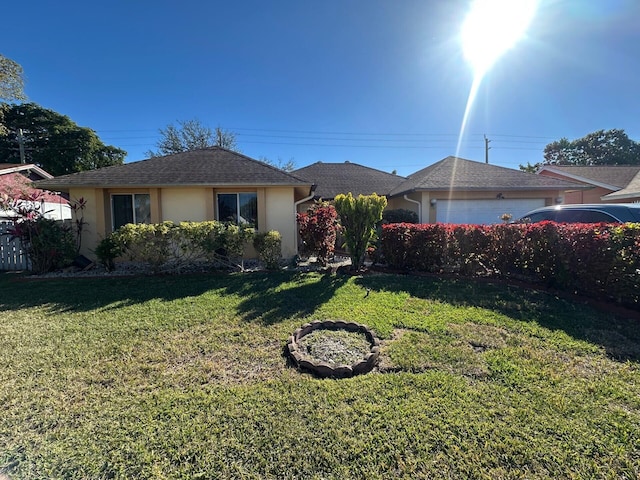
(518, 204), (640, 224)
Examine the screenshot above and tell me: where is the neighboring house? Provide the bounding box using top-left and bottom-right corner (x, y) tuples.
(389, 157), (587, 224)
(297, 157), (586, 224)
(293, 161), (406, 206)
(537, 165), (640, 203)
(0, 163), (71, 221)
(36, 147), (314, 259)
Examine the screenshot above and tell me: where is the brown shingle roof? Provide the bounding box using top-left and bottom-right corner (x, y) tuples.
(35, 147), (311, 190)
(390, 156), (585, 196)
(293, 161), (405, 199)
(538, 165), (640, 189)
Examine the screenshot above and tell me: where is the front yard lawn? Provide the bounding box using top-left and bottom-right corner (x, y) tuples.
(0, 271), (639, 479)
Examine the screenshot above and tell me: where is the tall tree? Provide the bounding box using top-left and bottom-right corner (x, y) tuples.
(0, 54), (26, 102)
(145, 119), (239, 157)
(571, 129), (640, 165)
(0, 103), (126, 176)
(520, 129), (640, 172)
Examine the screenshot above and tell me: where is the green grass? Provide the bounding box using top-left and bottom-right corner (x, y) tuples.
(0, 270), (639, 479)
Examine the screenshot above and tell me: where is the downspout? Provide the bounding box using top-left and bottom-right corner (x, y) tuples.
(404, 194), (422, 223)
(293, 184), (317, 255)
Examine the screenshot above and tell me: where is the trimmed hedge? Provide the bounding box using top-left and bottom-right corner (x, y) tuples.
(381, 222), (640, 308)
(96, 221), (256, 272)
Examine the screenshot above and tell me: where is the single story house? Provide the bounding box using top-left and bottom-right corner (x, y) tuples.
(295, 156), (585, 224)
(0, 163), (71, 221)
(537, 165), (640, 203)
(36, 149), (586, 261)
(36, 148), (314, 258)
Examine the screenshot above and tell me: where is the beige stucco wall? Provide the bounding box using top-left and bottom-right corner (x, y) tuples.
(161, 188), (209, 222)
(564, 187), (610, 204)
(386, 195), (422, 221)
(265, 187), (297, 258)
(537, 170), (601, 203)
(68, 187), (100, 258)
(69, 185), (299, 260)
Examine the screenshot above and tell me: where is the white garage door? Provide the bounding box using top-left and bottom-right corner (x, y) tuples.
(436, 199), (546, 224)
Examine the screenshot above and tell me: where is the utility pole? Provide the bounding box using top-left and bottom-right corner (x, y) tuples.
(18, 128), (26, 164)
(484, 134), (491, 164)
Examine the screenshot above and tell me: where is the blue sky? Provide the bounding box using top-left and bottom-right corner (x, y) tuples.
(2, 0), (639, 176)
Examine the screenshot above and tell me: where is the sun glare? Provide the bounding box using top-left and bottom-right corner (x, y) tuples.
(461, 0), (538, 77)
(451, 0), (539, 218)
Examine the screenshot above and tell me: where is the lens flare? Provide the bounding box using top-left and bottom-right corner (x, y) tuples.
(456, 0), (539, 155)
(461, 0), (538, 78)
(449, 0), (538, 223)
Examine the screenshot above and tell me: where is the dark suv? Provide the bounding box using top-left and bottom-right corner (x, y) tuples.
(519, 204), (640, 224)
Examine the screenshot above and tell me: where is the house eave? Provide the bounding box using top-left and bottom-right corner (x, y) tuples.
(601, 191), (640, 201)
(391, 185), (588, 196)
(35, 181), (313, 191)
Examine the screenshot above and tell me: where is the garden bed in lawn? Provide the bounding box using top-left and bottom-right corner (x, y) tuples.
(1, 270), (639, 479)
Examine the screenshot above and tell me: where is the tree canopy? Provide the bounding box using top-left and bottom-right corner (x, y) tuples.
(0, 54), (26, 102)
(145, 119), (239, 157)
(521, 129), (640, 172)
(0, 103), (126, 176)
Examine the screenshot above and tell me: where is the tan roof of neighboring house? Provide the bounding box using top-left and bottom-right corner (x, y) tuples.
(601, 171), (640, 201)
(293, 161), (405, 199)
(0, 163), (53, 180)
(390, 156), (585, 196)
(35, 147), (312, 191)
(537, 165), (640, 190)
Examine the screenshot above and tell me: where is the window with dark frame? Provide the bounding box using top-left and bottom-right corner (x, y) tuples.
(111, 194), (151, 230)
(217, 193), (258, 228)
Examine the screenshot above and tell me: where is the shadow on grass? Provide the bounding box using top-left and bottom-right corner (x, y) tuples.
(2, 270), (638, 360)
(354, 273), (640, 362)
(0, 271), (347, 325)
(220, 272), (348, 325)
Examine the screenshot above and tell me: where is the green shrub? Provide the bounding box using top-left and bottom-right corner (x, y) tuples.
(382, 208), (418, 224)
(106, 221), (256, 272)
(112, 222), (177, 272)
(253, 231), (282, 269)
(334, 193), (387, 270)
(94, 234), (123, 272)
(9, 217), (76, 274)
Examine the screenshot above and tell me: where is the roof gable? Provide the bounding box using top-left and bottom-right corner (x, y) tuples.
(601, 170), (640, 201)
(0, 163), (53, 180)
(293, 161), (405, 199)
(537, 165), (640, 191)
(390, 156), (584, 196)
(35, 147), (311, 190)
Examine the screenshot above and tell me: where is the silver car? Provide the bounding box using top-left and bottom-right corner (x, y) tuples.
(519, 204), (640, 224)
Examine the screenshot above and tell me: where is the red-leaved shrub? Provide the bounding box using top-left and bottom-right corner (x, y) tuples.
(297, 202), (340, 266)
(381, 222), (640, 308)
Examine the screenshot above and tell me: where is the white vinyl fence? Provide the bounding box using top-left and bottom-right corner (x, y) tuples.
(0, 221), (30, 271)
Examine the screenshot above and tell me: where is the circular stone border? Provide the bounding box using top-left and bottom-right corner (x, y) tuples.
(286, 320), (380, 378)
